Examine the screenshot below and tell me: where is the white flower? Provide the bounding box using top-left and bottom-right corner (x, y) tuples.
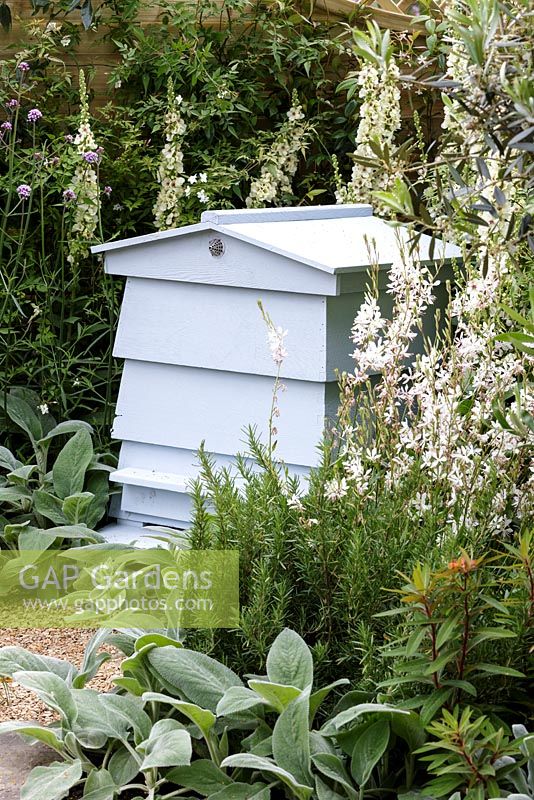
(153, 81), (187, 231)
(199, 172), (208, 183)
(267, 325), (288, 366)
(188, 174), (197, 184)
(66, 71), (100, 267)
(38, 403), (49, 415)
(197, 189), (209, 204)
(60, 36), (71, 47)
(336, 59), (401, 210)
(324, 477), (348, 501)
(246, 93), (309, 209)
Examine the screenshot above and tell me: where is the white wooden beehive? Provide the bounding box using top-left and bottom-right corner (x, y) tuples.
(92, 205), (458, 541)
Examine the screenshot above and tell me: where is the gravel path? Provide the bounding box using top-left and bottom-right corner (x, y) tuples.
(0, 629), (122, 724)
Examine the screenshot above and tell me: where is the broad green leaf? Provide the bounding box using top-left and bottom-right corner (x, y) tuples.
(0, 446), (22, 472)
(0, 721), (64, 753)
(83, 768), (116, 800)
(38, 421), (93, 445)
(21, 759), (82, 800)
(134, 632), (183, 651)
(166, 759), (233, 794)
(390, 712), (426, 751)
(272, 689), (312, 787)
(142, 691), (216, 738)
(322, 703), (408, 735)
(33, 490), (67, 525)
(112, 676), (145, 696)
(249, 679), (302, 712)
(266, 628), (313, 690)
(148, 646), (242, 712)
(7, 464), (37, 485)
(209, 783), (271, 799)
(221, 754), (313, 800)
(315, 774), (346, 800)
(44, 525), (104, 542)
(53, 430), (94, 499)
(0, 646), (77, 681)
(18, 527), (58, 551)
(310, 679), (350, 722)
(5, 394), (43, 444)
(216, 686), (266, 716)
(138, 720), (192, 770)
(14, 670), (78, 727)
(350, 717), (390, 786)
(62, 492), (95, 524)
(312, 753), (358, 799)
(108, 745), (140, 786)
(0, 486), (31, 505)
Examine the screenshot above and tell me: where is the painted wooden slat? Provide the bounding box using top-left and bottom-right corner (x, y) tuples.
(102, 231), (339, 296)
(113, 279), (327, 381)
(200, 204), (373, 224)
(117, 441), (312, 483)
(112, 361), (334, 466)
(110, 467), (190, 493)
(120, 484), (193, 520)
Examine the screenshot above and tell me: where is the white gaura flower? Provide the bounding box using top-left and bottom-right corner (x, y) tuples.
(267, 325), (288, 366)
(324, 477), (349, 502)
(38, 403), (49, 415)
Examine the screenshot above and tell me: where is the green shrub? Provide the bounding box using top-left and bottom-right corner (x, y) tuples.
(0, 387), (114, 549)
(0, 625), (530, 799)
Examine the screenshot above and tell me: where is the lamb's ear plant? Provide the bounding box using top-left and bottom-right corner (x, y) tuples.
(0, 627), (417, 800)
(0, 387), (113, 548)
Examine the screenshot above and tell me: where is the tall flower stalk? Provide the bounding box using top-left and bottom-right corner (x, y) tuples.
(66, 71), (100, 268)
(246, 92), (309, 208)
(153, 79), (187, 231)
(335, 23), (401, 208)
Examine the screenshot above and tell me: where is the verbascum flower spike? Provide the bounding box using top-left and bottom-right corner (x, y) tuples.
(246, 91), (309, 209)
(153, 79), (187, 231)
(66, 70), (100, 267)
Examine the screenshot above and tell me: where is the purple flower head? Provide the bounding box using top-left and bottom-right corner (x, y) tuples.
(33, 152), (43, 161)
(17, 184), (31, 199)
(7, 99), (19, 110)
(63, 188), (76, 202)
(83, 151), (99, 164)
(18, 62), (31, 73)
(1, 121), (12, 132)
(64, 134), (74, 143)
(27, 108), (42, 123)
(48, 156), (59, 167)
(103, 185), (112, 196)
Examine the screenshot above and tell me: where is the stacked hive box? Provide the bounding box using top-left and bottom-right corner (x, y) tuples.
(92, 205), (457, 541)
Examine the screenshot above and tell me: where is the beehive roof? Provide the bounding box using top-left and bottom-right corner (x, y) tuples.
(92, 205), (459, 274)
